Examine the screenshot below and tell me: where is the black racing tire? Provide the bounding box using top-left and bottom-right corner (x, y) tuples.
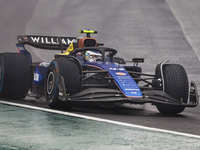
(44, 57), (81, 109)
(0, 53), (32, 99)
(156, 64), (188, 114)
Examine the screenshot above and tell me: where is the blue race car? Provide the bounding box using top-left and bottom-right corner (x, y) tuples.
(0, 30), (198, 114)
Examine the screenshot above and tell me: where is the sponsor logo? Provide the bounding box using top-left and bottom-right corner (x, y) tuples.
(125, 89), (140, 91)
(131, 91), (138, 95)
(115, 72), (126, 76)
(30, 37), (77, 45)
(34, 73), (39, 81)
(109, 68), (124, 71)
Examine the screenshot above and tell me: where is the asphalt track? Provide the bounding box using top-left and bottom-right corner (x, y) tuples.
(1, 0), (200, 144)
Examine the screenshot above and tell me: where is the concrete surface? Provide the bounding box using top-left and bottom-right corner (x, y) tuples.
(0, 104), (200, 150)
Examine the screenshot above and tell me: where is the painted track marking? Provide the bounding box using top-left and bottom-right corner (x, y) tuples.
(0, 100), (200, 139)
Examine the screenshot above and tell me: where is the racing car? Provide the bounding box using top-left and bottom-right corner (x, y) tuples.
(0, 30), (198, 114)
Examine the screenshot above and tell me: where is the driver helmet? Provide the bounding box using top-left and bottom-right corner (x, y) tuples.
(85, 51), (102, 62)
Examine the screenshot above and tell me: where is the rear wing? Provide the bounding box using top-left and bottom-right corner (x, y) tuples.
(17, 35), (78, 50)
(16, 30), (103, 63)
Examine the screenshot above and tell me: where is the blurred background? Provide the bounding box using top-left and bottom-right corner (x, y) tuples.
(1, 0), (200, 88)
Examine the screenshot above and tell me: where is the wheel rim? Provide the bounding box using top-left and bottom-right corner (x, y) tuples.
(47, 71), (55, 95)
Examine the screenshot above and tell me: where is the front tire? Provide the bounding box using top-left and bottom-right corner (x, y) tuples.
(156, 64), (188, 114)
(44, 57), (81, 109)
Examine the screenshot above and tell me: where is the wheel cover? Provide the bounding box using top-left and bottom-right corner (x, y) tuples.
(47, 72), (55, 95)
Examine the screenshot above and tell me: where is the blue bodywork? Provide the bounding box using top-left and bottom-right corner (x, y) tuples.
(33, 61), (143, 98)
(34, 66), (48, 86)
(16, 43), (142, 98)
(84, 62), (142, 98)
(16, 44), (32, 63)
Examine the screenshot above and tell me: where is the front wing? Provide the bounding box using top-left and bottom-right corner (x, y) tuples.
(57, 76), (199, 107)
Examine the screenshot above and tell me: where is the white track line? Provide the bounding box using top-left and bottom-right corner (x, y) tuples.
(1, 100), (200, 139)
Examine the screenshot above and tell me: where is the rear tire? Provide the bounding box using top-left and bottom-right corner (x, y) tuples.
(0, 53), (32, 99)
(45, 57), (81, 109)
(156, 64), (188, 114)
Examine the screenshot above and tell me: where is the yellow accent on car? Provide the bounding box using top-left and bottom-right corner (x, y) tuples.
(66, 42), (74, 54)
(79, 30), (95, 34)
(57, 42), (74, 56)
